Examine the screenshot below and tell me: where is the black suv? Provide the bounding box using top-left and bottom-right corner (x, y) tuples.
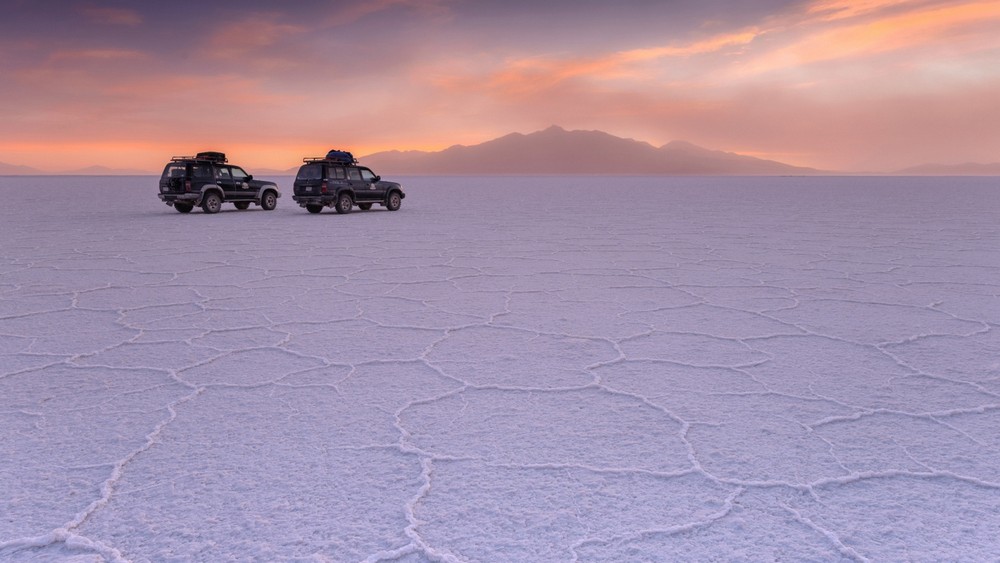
(291, 151), (404, 214)
(158, 152), (280, 214)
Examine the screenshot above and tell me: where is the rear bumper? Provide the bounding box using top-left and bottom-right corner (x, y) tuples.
(292, 195), (334, 206)
(158, 193), (200, 205)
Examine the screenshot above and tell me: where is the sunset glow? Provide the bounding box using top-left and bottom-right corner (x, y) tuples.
(1, 0), (998, 172)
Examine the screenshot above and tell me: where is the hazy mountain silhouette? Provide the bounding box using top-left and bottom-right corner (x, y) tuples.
(0, 162), (153, 175)
(893, 162), (1000, 175)
(0, 161), (42, 175)
(360, 126), (821, 175)
(61, 165), (155, 175)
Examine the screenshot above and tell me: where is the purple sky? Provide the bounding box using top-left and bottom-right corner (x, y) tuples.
(1, 0), (999, 171)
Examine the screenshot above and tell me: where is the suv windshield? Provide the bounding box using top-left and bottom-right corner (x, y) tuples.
(297, 164), (322, 180)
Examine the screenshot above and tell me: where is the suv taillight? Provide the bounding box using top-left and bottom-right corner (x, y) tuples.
(184, 180), (191, 192)
(321, 180), (328, 194)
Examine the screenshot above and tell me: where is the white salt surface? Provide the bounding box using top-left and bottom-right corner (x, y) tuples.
(1, 175), (999, 561)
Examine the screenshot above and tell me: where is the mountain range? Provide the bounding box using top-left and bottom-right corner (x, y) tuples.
(360, 126), (820, 175)
(892, 162), (1000, 175)
(3, 126), (999, 175)
(0, 162), (152, 175)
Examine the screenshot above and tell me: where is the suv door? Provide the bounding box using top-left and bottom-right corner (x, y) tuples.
(345, 166), (368, 200)
(229, 166), (256, 200)
(160, 162), (187, 193)
(214, 166), (239, 199)
(327, 165), (350, 196)
(295, 163), (324, 196)
(358, 167), (385, 202)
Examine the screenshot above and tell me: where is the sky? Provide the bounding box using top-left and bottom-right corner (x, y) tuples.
(1, 0), (999, 172)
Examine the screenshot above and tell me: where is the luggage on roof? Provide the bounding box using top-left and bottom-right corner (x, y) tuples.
(196, 151), (227, 163)
(325, 149), (356, 164)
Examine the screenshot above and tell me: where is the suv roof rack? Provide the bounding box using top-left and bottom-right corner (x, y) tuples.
(170, 152), (228, 164)
(302, 157), (359, 164)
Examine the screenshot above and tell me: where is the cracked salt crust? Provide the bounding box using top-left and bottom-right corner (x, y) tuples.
(1, 175), (999, 561)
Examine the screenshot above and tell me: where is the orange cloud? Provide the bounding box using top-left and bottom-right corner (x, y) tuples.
(805, 0), (916, 22)
(741, 0), (1000, 77)
(474, 28), (762, 97)
(617, 30), (761, 62)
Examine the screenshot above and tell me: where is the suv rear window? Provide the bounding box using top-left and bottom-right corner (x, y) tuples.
(297, 164), (323, 180)
(161, 163), (186, 178)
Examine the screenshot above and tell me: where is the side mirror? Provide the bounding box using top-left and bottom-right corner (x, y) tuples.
(246, 175), (253, 180)
(373, 175), (381, 182)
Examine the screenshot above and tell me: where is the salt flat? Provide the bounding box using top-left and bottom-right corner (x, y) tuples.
(1, 175), (999, 562)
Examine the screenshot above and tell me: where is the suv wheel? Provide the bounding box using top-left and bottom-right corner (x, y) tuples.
(306, 204), (323, 214)
(201, 193), (222, 214)
(386, 191), (402, 211)
(175, 203), (194, 214)
(335, 192), (353, 214)
(233, 202), (250, 210)
(261, 190), (277, 211)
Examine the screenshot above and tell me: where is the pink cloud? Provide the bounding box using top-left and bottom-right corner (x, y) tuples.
(202, 14), (306, 60)
(323, 0), (451, 27)
(79, 6), (142, 26)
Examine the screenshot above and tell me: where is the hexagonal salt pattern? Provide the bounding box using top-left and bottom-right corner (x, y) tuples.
(2, 176), (999, 561)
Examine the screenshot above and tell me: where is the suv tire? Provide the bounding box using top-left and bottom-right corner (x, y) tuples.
(335, 193), (353, 214)
(175, 203), (194, 214)
(386, 191), (402, 211)
(234, 202), (250, 210)
(201, 192), (223, 214)
(306, 204), (323, 214)
(261, 190), (278, 211)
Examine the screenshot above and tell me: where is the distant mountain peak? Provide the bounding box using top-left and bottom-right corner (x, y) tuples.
(360, 127), (819, 175)
(0, 160), (43, 175)
(661, 139), (703, 150)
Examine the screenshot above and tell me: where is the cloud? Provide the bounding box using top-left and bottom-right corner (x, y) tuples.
(739, 0), (1000, 78)
(202, 14), (306, 60)
(1, 0), (998, 171)
(804, 0), (919, 22)
(46, 48), (148, 64)
(323, 0), (451, 27)
(79, 6), (142, 26)
(432, 27), (762, 100)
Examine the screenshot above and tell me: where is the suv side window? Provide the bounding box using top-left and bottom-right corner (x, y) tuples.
(231, 167), (248, 180)
(329, 166), (346, 180)
(360, 168), (377, 181)
(191, 164), (212, 178)
(347, 168), (362, 181)
(216, 167), (232, 180)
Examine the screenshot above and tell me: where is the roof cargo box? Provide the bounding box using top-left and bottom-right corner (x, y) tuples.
(196, 151), (227, 163)
(325, 149), (356, 164)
